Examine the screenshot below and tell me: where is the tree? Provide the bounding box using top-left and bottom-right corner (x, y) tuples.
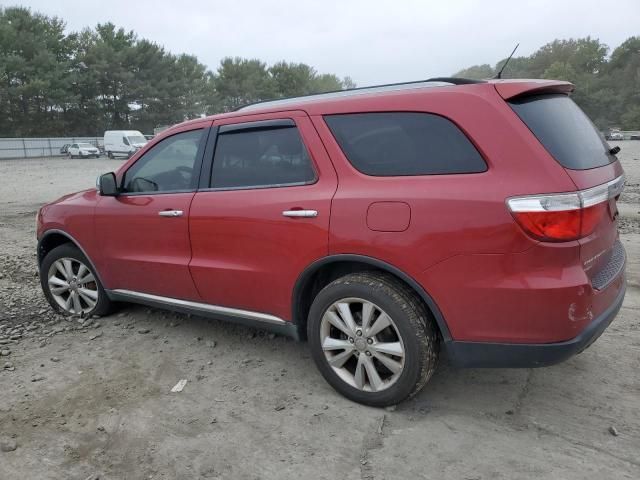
(213, 57), (275, 111)
(454, 64), (494, 80)
(454, 36), (639, 130)
(0, 6), (74, 136)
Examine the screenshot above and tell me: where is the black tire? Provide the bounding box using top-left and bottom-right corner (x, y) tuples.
(307, 272), (439, 407)
(40, 243), (113, 317)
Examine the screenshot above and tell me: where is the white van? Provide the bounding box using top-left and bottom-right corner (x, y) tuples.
(103, 130), (148, 158)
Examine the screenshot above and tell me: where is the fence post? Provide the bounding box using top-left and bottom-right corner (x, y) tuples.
(47, 138), (53, 157)
(21, 138), (27, 159)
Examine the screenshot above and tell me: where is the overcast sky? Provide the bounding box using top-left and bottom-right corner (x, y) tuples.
(14, 0), (640, 85)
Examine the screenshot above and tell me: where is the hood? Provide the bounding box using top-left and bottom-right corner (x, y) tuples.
(45, 188), (97, 207)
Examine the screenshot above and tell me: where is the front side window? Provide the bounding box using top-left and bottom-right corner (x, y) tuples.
(324, 112), (487, 176)
(123, 129), (204, 193)
(123, 137), (130, 146)
(211, 125), (316, 189)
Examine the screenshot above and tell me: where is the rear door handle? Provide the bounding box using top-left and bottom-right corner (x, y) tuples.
(282, 210), (318, 218)
(158, 210), (184, 217)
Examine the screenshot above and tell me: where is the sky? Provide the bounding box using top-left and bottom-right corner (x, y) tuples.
(11, 0), (640, 86)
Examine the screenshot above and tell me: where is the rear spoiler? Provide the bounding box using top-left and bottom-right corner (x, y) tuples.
(492, 79), (574, 100)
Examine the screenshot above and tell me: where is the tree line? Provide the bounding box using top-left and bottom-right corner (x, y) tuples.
(0, 7), (354, 137)
(1, 6), (638, 137)
(455, 36), (640, 130)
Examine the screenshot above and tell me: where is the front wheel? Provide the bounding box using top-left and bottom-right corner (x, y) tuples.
(40, 243), (113, 317)
(308, 272), (439, 407)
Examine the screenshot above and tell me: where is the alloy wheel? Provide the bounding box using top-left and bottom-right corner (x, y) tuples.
(47, 257), (98, 315)
(320, 298), (405, 392)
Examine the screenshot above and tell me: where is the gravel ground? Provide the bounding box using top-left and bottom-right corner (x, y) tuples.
(1, 143), (639, 479)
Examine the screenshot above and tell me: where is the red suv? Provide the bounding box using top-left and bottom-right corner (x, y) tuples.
(37, 78), (626, 406)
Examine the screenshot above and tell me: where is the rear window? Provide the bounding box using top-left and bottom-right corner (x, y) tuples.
(509, 94), (615, 170)
(324, 112), (487, 176)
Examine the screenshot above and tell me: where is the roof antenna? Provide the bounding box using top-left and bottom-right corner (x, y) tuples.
(494, 43), (520, 79)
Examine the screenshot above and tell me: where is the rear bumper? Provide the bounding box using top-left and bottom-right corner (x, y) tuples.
(445, 280), (626, 368)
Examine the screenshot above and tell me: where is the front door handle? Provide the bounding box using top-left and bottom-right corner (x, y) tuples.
(282, 210), (318, 218)
(158, 210), (184, 217)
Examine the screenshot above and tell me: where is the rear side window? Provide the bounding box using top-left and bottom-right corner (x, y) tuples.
(211, 126), (316, 189)
(509, 94), (615, 170)
(324, 112), (487, 176)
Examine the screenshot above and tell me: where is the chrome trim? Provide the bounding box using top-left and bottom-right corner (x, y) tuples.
(111, 289), (287, 325)
(282, 209), (318, 218)
(197, 179), (317, 192)
(158, 210), (184, 217)
(238, 81), (453, 112)
(507, 174), (625, 212)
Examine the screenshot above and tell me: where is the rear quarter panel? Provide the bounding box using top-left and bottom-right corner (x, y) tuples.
(310, 85), (590, 342)
(311, 85), (577, 274)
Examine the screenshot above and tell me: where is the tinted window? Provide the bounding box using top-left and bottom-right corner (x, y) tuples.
(123, 129), (203, 193)
(324, 112), (486, 176)
(509, 94), (615, 170)
(211, 126), (316, 189)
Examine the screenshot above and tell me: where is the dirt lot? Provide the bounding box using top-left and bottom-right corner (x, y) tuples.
(1, 143), (639, 479)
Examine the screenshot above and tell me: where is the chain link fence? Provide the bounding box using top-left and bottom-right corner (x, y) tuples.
(0, 137), (103, 160)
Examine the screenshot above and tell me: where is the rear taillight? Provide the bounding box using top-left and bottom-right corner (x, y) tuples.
(507, 175), (624, 242)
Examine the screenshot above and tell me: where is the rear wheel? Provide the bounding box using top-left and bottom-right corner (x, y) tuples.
(308, 272), (439, 407)
(40, 244), (113, 317)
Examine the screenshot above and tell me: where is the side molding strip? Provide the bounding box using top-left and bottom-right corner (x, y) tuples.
(110, 289), (287, 325)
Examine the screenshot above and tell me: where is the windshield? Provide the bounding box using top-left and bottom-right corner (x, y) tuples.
(127, 135), (147, 145)
(509, 94), (616, 170)
(77, 143), (94, 148)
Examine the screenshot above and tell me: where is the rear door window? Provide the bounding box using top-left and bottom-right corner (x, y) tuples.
(508, 94), (616, 170)
(211, 124), (316, 189)
(324, 112), (487, 176)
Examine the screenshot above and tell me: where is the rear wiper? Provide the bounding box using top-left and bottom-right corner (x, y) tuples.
(609, 146), (621, 155)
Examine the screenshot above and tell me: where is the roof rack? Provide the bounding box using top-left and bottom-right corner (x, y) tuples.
(235, 77), (486, 112)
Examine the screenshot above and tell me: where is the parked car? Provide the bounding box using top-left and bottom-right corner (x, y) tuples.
(630, 134), (640, 140)
(59, 144), (70, 155)
(67, 142), (100, 158)
(606, 130), (625, 141)
(104, 130), (147, 158)
(37, 78), (626, 406)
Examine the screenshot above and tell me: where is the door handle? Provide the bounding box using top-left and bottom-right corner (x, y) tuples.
(158, 210), (184, 217)
(282, 210), (318, 218)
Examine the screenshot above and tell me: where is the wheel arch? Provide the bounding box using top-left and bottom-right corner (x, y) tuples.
(38, 229), (106, 287)
(292, 254), (451, 342)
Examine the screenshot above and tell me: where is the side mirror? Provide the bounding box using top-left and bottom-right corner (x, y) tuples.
(98, 172), (119, 196)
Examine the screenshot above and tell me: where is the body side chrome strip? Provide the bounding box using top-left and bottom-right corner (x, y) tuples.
(110, 289), (287, 325)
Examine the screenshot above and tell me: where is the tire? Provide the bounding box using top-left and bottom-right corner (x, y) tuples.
(40, 243), (113, 317)
(307, 272), (439, 407)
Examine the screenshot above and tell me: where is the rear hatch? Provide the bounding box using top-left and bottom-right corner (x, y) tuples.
(504, 90), (625, 288)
